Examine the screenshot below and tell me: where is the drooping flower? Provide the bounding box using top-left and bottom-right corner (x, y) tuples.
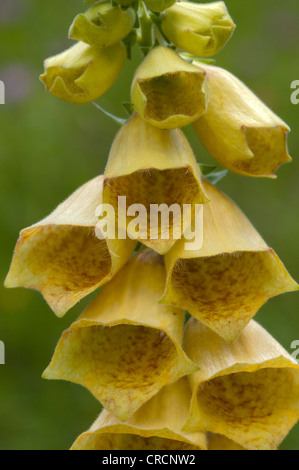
(40, 41), (126, 104)
(71, 378), (207, 450)
(161, 1), (235, 57)
(161, 179), (298, 342)
(5, 176), (136, 317)
(193, 63), (291, 177)
(43, 249), (197, 421)
(103, 112), (209, 254)
(131, 46), (209, 129)
(183, 318), (299, 450)
(69, 1), (136, 48)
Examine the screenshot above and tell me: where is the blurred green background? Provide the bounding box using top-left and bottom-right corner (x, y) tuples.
(0, 0), (298, 450)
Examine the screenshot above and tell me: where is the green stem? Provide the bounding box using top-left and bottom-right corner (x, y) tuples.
(137, 0), (154, 54)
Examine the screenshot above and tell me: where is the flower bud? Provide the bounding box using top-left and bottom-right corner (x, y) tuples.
(161, 1), (235, 57)
(144, 0), (176, 13)
(43, 249), (197, 421)
(71, 378), (207, 450)
(69, 1), (136, 48)
(103, 113), (209, 254)
(131, 46), (209, 129)
(40, 41), (126, 104)
(5, 176), (136, 317)
(183, 318), (299, 450)
(193, 63), (291, 177)
(162, 179), (298, 342)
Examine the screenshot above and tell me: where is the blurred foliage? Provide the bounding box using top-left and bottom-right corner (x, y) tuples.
(0, 0), (298, 450)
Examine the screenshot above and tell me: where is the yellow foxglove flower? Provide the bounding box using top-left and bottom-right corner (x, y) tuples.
(161, 1), (235, 57)
(144, 0), (176, 13)
(183, 318), (299, 450)
(5, 176), (136, 317)
(69, 2), (136, 48)
(103, 112), (208, 255)
(131, 46), (209, 129)
(193, 63), (291, 177)
(71, 378), (207, 450)
(40, 41), (126, 104)
(162, 179), (298, 342)
(43, 249), (197, 421)
(208, 434), (244, 450)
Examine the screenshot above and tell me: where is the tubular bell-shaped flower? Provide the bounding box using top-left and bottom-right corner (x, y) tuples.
(131, 46), (209, 129)
(161, 1), (235, 58)
(69, 2), (136, 48)
(103, 112), (208, 255)
(161, 179), (298, 342)
(183, 318), (299, 450)
(193, 63), (291, 177)
(43, 249), (197, 421)
(71, 378), (207, 450)
(40, 41), (126, 104)
(144, 0), (176, 13)
(5, 176), (136, 317)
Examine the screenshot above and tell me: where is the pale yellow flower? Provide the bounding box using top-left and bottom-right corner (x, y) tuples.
(162, 1), (235, 57)
(183, 318), (299, 450)
(40, 41), (126, 104)
(71, 378), (207, 450)
(131, 46), (209, 129)
(43, 249), (197, 421)
(103, 112), (208, 255)
(5, 176), (136, 317)
(193, 63), (291, 177)
(162, 179), (298, 342)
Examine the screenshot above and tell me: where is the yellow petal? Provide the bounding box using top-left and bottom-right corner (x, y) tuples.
(193, 64), (291, 177)
(5, 176), (136, 317)
(43, 249), (197, 421)
(71, 378), (207, 450)
(131, 46), (209, 129)
(40, 41), (126, 104)
(162, 179), (298, 342)
(183, 318), (299, 450)
(103, 112), (208, 255)
(69, 2), (136, 47)
(161, 1), (235, 57)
